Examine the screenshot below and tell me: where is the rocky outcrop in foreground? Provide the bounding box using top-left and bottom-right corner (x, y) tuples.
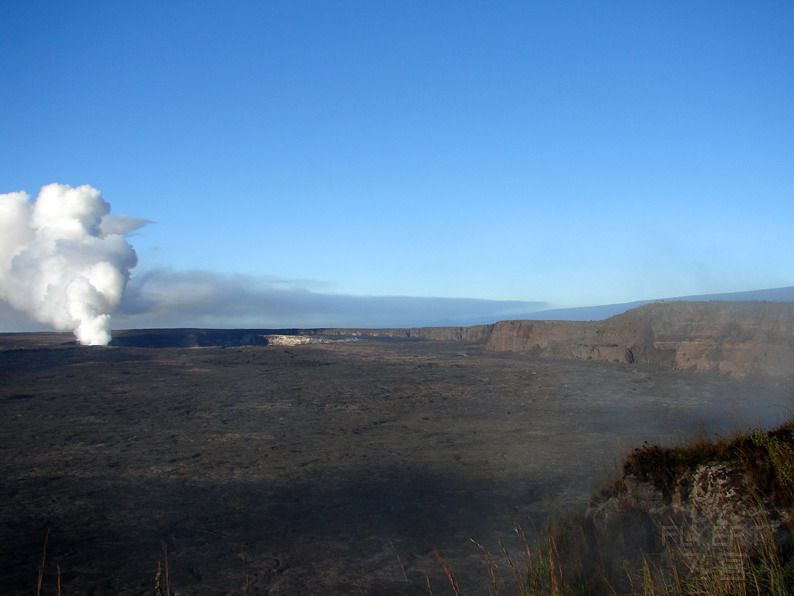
(586, 420), (794, 588)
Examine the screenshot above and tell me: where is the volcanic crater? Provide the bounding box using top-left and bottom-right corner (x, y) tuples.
(0, 302), (792, 593)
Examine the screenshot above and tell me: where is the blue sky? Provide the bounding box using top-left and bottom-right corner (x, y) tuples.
(2, 1), (793, 324)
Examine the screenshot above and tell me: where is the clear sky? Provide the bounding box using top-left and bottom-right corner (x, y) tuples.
(2, 1), (793, 317)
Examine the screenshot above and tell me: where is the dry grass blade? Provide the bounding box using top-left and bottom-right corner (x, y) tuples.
(425, 572), (435, 595)
(154, 560), (163, 596)
(641, 556), (655, 596)
(390, 540), (409, 584)
(163, 542), (171, 596)
(547, 534), (562, 596)
(432, 549), (462, 596)
(35, 529), (49, 596)
(498, 540), (524, 595)
(514, 524), (532, 565)
(469, 538), (500, 596)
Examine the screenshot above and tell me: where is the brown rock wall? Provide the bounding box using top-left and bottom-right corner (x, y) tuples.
(317, 302), (794, 379)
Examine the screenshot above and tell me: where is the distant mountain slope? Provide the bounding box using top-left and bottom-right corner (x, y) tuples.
(520, 286), (794, 321)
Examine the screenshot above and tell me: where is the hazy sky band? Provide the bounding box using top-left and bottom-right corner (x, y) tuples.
(2, 1), (792, 311)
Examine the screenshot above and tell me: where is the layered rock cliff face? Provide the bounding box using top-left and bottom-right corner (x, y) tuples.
(106, 302), (793, 378)
(318, 302), (794, 378)
(485, 302), (794, 378)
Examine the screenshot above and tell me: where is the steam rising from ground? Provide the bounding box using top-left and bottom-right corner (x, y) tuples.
(0, 184), (142, 345)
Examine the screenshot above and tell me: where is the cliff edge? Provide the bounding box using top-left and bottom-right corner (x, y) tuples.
(484, 302), (794, 378)
(319, 302), (794, 379)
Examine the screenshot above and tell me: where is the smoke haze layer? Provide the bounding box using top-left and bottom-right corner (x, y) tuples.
(0, 184), (142, 345)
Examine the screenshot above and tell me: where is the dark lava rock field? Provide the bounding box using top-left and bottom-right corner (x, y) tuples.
(0, 334), (790, 593)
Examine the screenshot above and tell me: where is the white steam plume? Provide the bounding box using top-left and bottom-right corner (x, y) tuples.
(0, 183), (143, 345)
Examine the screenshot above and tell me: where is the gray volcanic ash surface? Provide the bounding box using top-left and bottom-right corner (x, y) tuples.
(0, 335), (791, 593)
